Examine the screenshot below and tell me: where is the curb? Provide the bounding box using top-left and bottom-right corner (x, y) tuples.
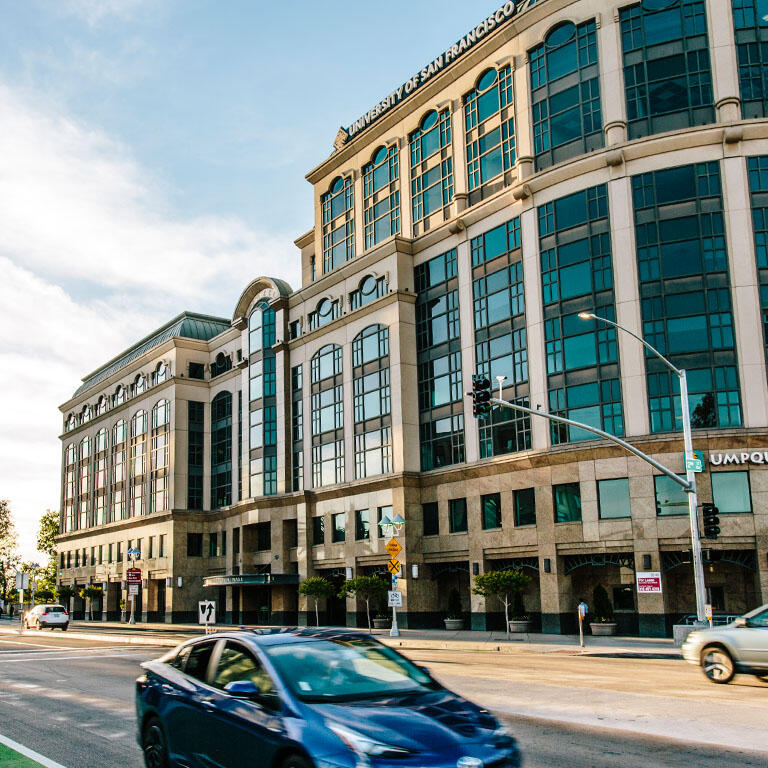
(0, 628), (180, 647)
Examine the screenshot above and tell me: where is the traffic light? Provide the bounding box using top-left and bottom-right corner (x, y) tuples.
(470, 374), (492, 418)
(702, 503), (720, 539)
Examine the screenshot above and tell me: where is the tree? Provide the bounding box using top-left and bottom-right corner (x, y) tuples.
(472, 569), (533, 638)
(55, 584), (74, 607)
(36, 509), (59, 590)
(592, 584), (614, 622)
(0, 500), (20, 603)
(80, 585), (103, 621)
(298, 576), (335, 626)
(338, 576), (387, 632)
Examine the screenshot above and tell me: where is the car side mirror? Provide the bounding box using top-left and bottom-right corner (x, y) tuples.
(732, 617), (747, 628)
(224, 680), (260, 697)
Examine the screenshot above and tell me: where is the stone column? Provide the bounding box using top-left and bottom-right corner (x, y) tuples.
(707, 0), (742, 122)
(601, 9), (628, 146)
(457, 234), (480, 463)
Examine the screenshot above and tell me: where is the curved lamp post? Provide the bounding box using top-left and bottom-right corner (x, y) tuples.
(578, 312), (706, 622)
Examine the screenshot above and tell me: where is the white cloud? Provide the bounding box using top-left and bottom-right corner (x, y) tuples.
(0, 81), (300, 558)
(59, 0), (150, 26)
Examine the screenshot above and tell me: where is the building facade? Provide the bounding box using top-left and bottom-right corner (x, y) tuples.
(57, 0), (768, 635)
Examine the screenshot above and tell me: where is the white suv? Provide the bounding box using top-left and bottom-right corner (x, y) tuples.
(24, 604), (69, 631)
(682, 603), (768, 683)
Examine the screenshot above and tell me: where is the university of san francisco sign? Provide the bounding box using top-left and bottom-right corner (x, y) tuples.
(343, 1), (519, 142)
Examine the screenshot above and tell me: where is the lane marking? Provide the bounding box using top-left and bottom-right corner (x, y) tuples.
(0, 733), (67, 768)
(0, 652), (140, 664)
(0, 639), (80, 649)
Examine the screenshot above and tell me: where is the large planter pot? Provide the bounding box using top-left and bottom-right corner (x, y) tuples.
(444, 618), (464, 631)
(590, 622), (617, 636)
(372, 618), (390, 629)
(508, 619), (532, 633)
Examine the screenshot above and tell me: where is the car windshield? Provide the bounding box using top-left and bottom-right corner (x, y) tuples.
(47, 607), (65, 613)
(263, 638), (437, 702)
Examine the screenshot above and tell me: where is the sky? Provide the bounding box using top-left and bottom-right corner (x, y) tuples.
(0, 0), (500, 559)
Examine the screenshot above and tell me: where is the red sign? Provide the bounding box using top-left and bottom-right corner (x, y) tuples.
(636, 572), (662, 593)
(126, 568), (142, 584)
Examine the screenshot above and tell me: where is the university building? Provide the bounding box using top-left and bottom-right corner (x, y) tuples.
(57, 0), (768, 636)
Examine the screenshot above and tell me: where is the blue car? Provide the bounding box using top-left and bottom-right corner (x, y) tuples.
(136, 628), (521, 768)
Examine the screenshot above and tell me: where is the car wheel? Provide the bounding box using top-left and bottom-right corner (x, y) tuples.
(61, 624), (68, 631)
(142, 718), (170, 768)
(701, 646), (735, 683)
(35, 619), (42, 631)
(281, 754), (313, 768)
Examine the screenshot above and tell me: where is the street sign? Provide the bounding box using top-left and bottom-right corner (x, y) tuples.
(198, 600), (216, 625)
(126, 568), (142, 584)
(384, 538), (402, 558)
(386, 559), (401, 575)
(685, 450), (704, 472)
(128, 584), (139, 595)
(636, 571), (663, 593)
(15, 573), (29, 590)
(705, 603), (713, 620)
(387, 590), (403, 608)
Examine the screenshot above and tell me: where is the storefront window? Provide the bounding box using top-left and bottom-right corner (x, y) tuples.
(711, 471), (752, 514)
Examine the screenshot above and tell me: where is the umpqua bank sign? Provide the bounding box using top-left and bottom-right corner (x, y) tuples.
(342, 2), (518, 143)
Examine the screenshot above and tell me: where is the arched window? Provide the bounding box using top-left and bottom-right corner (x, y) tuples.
(154, 362), (170, 384)
(322, 176), (355, 273)
(409, 109), (453, 236)
(363, 145), (400, 249)
(350, 274), (387, 310)
(211, 352), (232, 378)
(78, 436), (90, 530)
(134, 374), (146, 396)
(308, 297), (340, 331)
(211, 391), (232, 509)
(311, 345), (344, 487)
(65, 414), (76, 432)
(112, 419), (127, 521)
(95, 396), (108, 416)
(80, 405), (91, 424)
(352, 326), (392, 479)
(64, 444), (76, 533)
(114, 385), (127, 405)
(249, 301), (276, 353)
(130, 410), (147, 517)
(463, 66), (515, 197)
(529, 20), (602, 169)
(94, 429), (108, 525)
(151, 400), (170, 513)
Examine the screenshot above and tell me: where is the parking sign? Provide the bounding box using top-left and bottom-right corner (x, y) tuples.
(387, 590), (402, 608)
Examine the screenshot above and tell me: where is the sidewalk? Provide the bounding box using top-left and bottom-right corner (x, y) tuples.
(1, 618), (680, 657)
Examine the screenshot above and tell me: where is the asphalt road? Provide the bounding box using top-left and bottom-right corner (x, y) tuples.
(0, 632), (765, 768)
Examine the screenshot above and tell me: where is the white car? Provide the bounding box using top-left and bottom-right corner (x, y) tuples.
(682, 603), (768, 683)
(24, 604), (69, 631)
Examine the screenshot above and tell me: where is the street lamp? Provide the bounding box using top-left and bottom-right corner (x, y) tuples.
(578, 311), (706, 623)
(127, 547), (141, 625)
(378, 513), (406, 638)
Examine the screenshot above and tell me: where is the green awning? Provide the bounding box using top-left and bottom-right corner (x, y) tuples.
(203, 573), (299, 587)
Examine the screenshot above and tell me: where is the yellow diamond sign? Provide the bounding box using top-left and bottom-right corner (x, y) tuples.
(385, 538), (402, 558)
(387, 559), (401, 575)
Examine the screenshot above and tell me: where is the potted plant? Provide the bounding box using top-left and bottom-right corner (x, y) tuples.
(472, 569), (533, 637)
(79, 585), (103, 621)
(589, 584), (617, 636)
(119, 598), (127, 623)
(338, 576), (388, 632)
(443, 588), (464, 630)
(372, 611), (390, 630)
(298, 576), (335, 627)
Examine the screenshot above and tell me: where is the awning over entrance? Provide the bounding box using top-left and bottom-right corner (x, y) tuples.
(202, 573), (300, 587)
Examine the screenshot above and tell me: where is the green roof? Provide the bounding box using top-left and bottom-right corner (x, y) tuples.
(73, 312), (230, 398)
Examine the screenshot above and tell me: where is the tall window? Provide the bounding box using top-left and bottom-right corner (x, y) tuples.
(63, 444), (75, 532)
(130, 410), (147, 517)
(471, 219), (531, 457)
(747, 155), (768, 369)
(363, 145), (400, 249)
(311, 345), (344, 487)
(249, 300), (277, 497)
(620, 0), (714, 139)
(353, 325), (392, 479)
(292, 365), (303, 492)
(188, 401), (204, 509)
(449, 498), (468, 533)
(94, 428), (108, 526)
(110, 420), (126, 522)
(529, 20), (602, 170)
(464, 66), (515, 203)
(415, 249), (465, 470)
(151, 399), (170, 513)
(539, 184), (623, 443)
(632, 162), (742, 430)
(732, 0), (768, 117)
(554, 482), (582, 522)
(322, 176), (355, 273)
(211, 392), (232, 509)
(410, 109), (453, 236)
